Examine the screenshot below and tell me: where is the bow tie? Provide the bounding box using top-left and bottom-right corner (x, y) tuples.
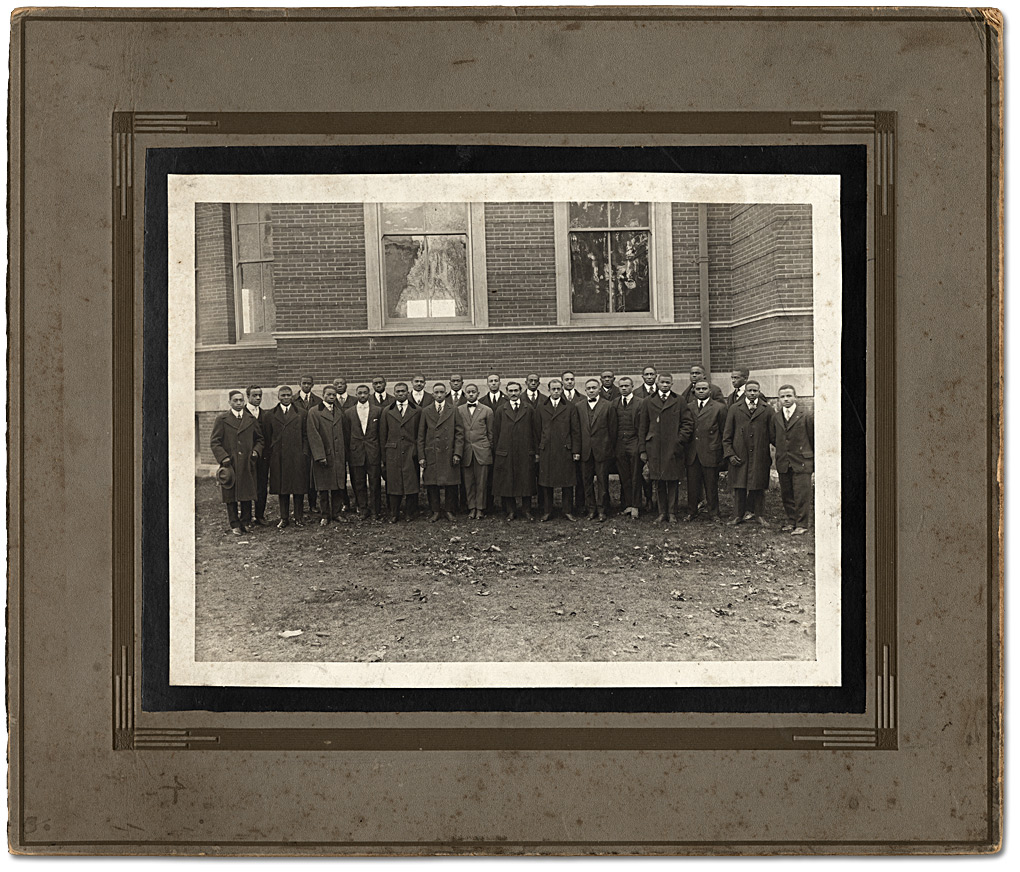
(467, 403), (477, 408)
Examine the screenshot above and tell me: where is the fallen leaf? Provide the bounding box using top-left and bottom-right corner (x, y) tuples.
(278, 630), (303, 638)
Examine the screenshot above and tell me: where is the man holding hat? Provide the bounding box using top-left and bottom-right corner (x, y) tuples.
(210, 389), (265, 535)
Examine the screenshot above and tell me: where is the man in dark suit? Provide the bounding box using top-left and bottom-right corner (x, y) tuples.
(293, 374), (321, 515)
(523, 373), (546, 409)
(332, 377), (355, 411)
(635, 365), (659, 400)
(560, 370), (584, 509)
(457, 383), (494, 519)
(599, 370), (622, 403)
(263, 385), (309, 528)
(726, 367), (750, 407)
(345, 384), (382, 520)
(638, 373), (695, 523)
(774, 384), (814, 534)
(378, 383), (420, 523)
(613, 377), (644, 519)
(370, 376), (395, 410)
(684, 380), (728, 522)
(417, 382), (465, 521)
(679, 364), (724, 405)
(536, 379), (581, 521)
(408, 373), (434, 410)
(491, 382), (538, 520)
(306, 384), (350, 526)
(243, 385), (271, 525)
(447, 373), (467, 408)
(480, 373), (505, 510)
(210, 389), (265, 534)
(561, 370), (582, 405)
(723, 379), (776, 526)
(578, 378), (618, 521)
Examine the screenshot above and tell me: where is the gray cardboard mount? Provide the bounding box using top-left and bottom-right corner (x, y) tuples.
(7, 6), (1003, 855)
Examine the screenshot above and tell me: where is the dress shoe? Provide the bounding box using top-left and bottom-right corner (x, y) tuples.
(629, 507), (639, 519)
(230, 527), (243, 536)
(276, 519), (289, 529)
(539, 513), (552, 522)
(506, 511), (516, 521)
(522, 511), (534, 522)
(293, 519), (305, 527)
(756, 516), (769, 527)
(430, 512), (441, 523)
(683, 513), (697, 523)
(252, 518), (266, 527)
(476, 510), (485, 519)
(585, 509), (596, 521)
(654, 514), (667, 524)
(445, 512), (457, 522)
(319, 518), (329, 527)
(780, 523), (794, 532)
(388, 515), (398, 524)
(597, 510), (606, 522)
(791, 526), (809, 535)
(742, 511), (755, 522)
(727, 517), (742, 526)
(564, 513), (577, 522)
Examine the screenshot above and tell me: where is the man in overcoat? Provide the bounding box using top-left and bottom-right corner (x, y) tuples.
(370, 376), (395, 410)
(306, 384), (350, 525)
(332, 377), (355, 411)
(637, 373), (695, 523)
(491, 382), (539, 521)
(417, 383), (465, 522)
(243, 384), (271, 525)
(263, 385), (309, 528)
(536, 379), (581, 521)
(293, 374), (321, 515)
(479, 373), (506, 511)
(634, 365), (658, 508)
(599, 370), (622, 403)
(726, 367), (750, 407)
(345, 384), (382, 520)
(210, 389), (265, 534)
(578, 378), (618, 521)
(773, 384), (814, 534)
(447, 373), (467, 408)
(684, 379), (728, 522)
(679, 364), (724, 405)
(612, 376), (644, 518)
(409, 374), (434, 410)
(523, 373), (546, 409)
(456, 383), (493, 519)
(378, 382), (421, 523)
(723, 379), (776, 526)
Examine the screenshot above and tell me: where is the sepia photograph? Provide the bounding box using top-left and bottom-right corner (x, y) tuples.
(167, 171), (842, 689)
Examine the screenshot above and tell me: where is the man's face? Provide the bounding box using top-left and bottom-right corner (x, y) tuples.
(278, 388), (293, 406)
(322, 387), (338, 404)
(450, 375), (463, 391)
(548, 382), (563, 399)
(356, 386), (370, 404)
(778, 387), (796, 408)
(526, 374), (540, 391)
(487, 375), (501, 393)
(393, 384), (409, 402)
(412, 376), (426, 392)
(507, 384), (522, 399)
(300, 377), (313, 393)
(730, 371), (747, 389)
(562, 373), (575, 390)
(693, 381), (711, 401)
(619, 378), (633, 397)
(334, 378), (347, 394)
(656, 375), (674, 393)
(372, 378), (386, 394)
(689, 367), (705, 385)
(229, 393), (245, 411)
(432, 384), (447, 403)
(465, 385), (479, 402)
(248, 388), (262, 407)
(585, 381), (600, 399)
(642, 368), (657, 386)
(600, 371), (615, 388)
(745, 383), (761, 401)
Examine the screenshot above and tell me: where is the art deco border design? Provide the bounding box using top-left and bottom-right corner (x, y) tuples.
(112, 109), (895, 752)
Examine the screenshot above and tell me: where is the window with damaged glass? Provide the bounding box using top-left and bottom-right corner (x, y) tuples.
(381, 203), (470, 321)
(231, 203), (276, 340)
(568, 201), (651, 315)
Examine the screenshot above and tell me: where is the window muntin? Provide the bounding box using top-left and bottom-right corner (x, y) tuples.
(232, 203), (276, 340)
(568, 202), (651, 315)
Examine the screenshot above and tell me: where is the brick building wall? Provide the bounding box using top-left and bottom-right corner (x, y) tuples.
(195, 203), (235, 345)
(485, 203), (558, 327)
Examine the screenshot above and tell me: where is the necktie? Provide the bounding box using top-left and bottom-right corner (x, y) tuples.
(749, 402), (756, 413)
(661, 393), (669, 401)
(399, 403), (406, 417)
(511, 401), (518, 411)
(436, 403), (444, 416)
(623, 397), (628, 408)
(700, 400), (706, 409)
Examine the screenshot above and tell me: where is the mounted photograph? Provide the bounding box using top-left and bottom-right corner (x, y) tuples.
(166, 170), (843, 690)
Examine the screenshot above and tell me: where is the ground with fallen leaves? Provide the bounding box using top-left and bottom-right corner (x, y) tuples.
(194, 477), (815, 663)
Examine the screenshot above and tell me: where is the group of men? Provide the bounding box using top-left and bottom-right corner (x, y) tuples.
(209, 364), (814, 536)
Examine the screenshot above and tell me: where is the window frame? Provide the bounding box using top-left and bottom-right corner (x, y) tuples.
(363, 203), (489, 332)
(229, 202), (277, 345)
(553, 202), (674, 327)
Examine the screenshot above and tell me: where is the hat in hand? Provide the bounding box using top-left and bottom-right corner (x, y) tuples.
(216, 464), (235, 489)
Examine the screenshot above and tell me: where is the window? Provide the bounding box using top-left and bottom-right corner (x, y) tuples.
(568, 202), (650, 314)
(364, 203), (488, 331)
(554, 202), (673, 326)
(231, 203), (276, 341)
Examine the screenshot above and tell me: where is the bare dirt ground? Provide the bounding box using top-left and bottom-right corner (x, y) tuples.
(194, 477), (815, 664)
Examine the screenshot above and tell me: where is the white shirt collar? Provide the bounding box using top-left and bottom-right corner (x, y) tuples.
(245, 403), (260, 416)
(232, 409), (243, 418)
(784, 403), (797, 418)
